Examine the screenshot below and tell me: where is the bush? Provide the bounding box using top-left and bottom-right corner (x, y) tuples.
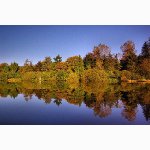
(0, 72), (8, 81)
(82, 69), (108, 85)
(67, 72), (79, 88)
(121, 70), (143, 81)
(21, 72), (40, 82)
(56, 70), (68, 81)
(41, 71), (56, 81)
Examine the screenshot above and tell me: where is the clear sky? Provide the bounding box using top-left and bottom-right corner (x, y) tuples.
(0, 25), (150, 65)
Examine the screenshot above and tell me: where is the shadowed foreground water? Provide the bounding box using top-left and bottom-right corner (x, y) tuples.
(0, 82), (150, 125)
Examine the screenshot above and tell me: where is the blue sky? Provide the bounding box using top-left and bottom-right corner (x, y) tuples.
(0, 25), (150, 65)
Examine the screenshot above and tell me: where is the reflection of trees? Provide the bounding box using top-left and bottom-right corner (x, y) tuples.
(137, 87), (150, 121)
(24, 94), (32, 101)
(53, 98), (62, 106)
(121, 91), (138, 121)
(0, 82), (22, 98)
(34, 89), (52, 104)
(142, 104), (150, 121)
(84, 92), (97, 108)
(9, 88), (19, 98)
(83, 91), (120, 118)
(65, 88), (84, 106)
(122, 107), (137, 121)
(1, 82), (150, 122)
(93, 91), (120, 118)
(94, 103), (112, 118)
(22, 89), (33, 101)
(0, 89), (10, 97)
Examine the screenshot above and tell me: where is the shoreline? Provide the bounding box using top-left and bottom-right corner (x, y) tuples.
(4, 78), (150, 84)
(122, 79), (150, 83)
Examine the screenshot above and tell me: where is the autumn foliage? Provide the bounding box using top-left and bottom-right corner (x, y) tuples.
(0, 38), (150, 84)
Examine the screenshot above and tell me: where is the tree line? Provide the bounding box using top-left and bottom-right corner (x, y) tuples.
(0, 37), (150, 84)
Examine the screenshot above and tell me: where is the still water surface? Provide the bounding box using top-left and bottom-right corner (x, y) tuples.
(0, 82), (150, 125)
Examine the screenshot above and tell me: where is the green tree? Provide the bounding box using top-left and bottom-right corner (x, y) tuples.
(140, 38), (150, 58)
(83, 53), (96, 69)
(53, 54), (62, 63)
(138, 38), (150, 79)
(82, 68), (108, 85)
(139, 58), (150, 79)
(35, 61), (43, 71)
(9, 62), (19, 73)
(66, 55), (84, 74)
(0, 63), (10, 73)
(56, 70), (68, 81)
(83, 44), (111, 70)
(103, 54), (120, 72)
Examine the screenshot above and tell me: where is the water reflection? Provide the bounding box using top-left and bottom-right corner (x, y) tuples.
(0, 82), (150, 124)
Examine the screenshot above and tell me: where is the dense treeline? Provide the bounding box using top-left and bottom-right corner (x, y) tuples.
(0, 38), (150, 84)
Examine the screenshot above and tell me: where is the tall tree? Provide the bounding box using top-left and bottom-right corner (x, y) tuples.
(140, 38), (150, 58)
(139, 58), (150, 79)
(93, 44), (111, 59)
(93, 44), (111, 69)
(138, 38), (150, 79)
(83, 53), (96, 69)
(103, 54), (120, 72)
(120, 41), (137, 72)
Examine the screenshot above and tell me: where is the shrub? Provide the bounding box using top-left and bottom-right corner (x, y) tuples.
(56, 70), (68, 81)
(41, 71), (56, 81)
(0, 72), (8, 81)
(82, 69), (108, 85)
(21, 72), (40, 82)
(66, 72), (79, 88)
